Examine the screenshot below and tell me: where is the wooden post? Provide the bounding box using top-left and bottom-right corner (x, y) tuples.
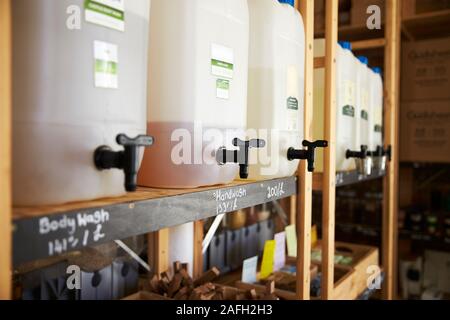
(296, 0), (314, 301)
(383, 0), (401, 300)
(322, 0), (338, 300)
(0, 0), (12, 300)
(193, 220), (204, 279)
(147, 229), (169, 275)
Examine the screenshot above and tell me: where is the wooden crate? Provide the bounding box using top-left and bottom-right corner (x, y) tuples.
(312, 241), (380, 299)
(233, 264), (355, 300)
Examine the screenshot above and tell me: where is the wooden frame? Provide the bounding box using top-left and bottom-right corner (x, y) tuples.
(0, 0), (12, 300)
(321, 0), (338, 300)
(295, 0), (314, 301)
(318, 0), (400, 300)
(382, 0), (401, 300)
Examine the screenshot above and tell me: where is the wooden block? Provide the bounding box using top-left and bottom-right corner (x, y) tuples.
(168, 273), (183, 297)
(266, 281), (275, 295)
(213, 292), (223, 300)
(173, 286), (190, 300)
(201, 292), (216, 301)
(158, 279), (169, 293)
(149, 274), (161, 293)
(194, 267), (220, 286)
(219, 286), (238, 300)
(160, 272), (171, 284)
(173, 261), (181, 273)
(249, 289), (257, 300)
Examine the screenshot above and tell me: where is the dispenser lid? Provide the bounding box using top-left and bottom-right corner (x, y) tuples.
(372, 67), (382, 75)
(358, 56), (369, 65)
(338, 41), (352, 51)
(279, 0), (295, 7)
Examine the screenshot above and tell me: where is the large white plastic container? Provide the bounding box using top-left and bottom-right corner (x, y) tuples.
(313, 40), (358, 172)
(139, 0), (249, 188)
(369, 67), (384, 152)
(356, 56), (371, 151)
(246, 0), (305, 180)
(12, 0), (151, 206)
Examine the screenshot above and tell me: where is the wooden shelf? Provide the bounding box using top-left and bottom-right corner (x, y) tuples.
(315, 24), (385, 42)
(313, 170), (386, 191)
(12, 177), (296, 266)
(402, 9), (450, 40)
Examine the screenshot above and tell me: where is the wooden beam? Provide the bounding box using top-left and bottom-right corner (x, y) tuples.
(322, 0), (338, 300)
(351, 38), (386, 51)
(193, 220), (204, 280)
(147, 229), (169, 275)
(296, 0), (314, 301)
(0, 0), (12, 300)
(382, 0), (401, 301)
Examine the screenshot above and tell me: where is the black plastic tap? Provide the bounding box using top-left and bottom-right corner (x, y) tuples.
(94, 134), (154, 192)
(287, 140), (328, 172)
(384, 145), (392, 162)
(368, 146), (383, 158)
(346, 145), (369, 160)
(216, 138), (266, 179)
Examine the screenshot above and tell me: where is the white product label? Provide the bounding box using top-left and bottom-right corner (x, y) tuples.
(286, 66), (300, 131)
(344, 80), (356, 107)
(85, 0), (125, 32)
(211, 44), (234, 79)
(94, 41), (119, 89)
(216, 78), (230, 99)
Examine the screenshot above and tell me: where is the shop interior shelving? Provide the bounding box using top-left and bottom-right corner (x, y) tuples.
(313, 0), (400, 300)
(0, 0), (400, 300)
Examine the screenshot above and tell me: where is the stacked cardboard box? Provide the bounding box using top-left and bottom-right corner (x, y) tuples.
(403, 0), (450, 19)
(400, 37), (450, 163)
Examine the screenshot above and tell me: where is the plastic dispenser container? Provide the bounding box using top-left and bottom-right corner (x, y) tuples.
(12, 0), (153, 206)
(348, 55), (372, 176)
(138, 0), (264, 189)
(313, 40), (356, 173)
(246, 0), (326, 180)
(368, 67), (386, 172)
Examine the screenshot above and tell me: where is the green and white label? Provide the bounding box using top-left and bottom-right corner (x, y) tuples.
(374, 124), (383, 133)
(94, 40), (118, 89)
(216, 79), (230, 99)
(342, 105), (355, 117)
(211, 44), (234, 79)
(361, 110), (369, 121)
(85, 0), (125, 32)
(286, 66), (300, 131)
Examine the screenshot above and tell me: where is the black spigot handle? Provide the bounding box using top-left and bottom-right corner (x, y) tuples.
(346, 145), (368, 160)
(304, 140), (328, 172)
(287, 140), (328, 173)
(232, 138), (266, 149)
(217, 138), (266, 179)
(94, 134), (154, 192)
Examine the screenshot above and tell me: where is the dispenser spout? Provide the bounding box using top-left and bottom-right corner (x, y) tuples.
(94, 134), (154, 192)
(346, 145), (369, 160)
(287, 140), (328, 172)
(216, 138), (266, 179)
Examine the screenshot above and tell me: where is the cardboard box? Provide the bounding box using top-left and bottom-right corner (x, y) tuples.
(400, 100), (450, 163)
(351, 0), (385, 26)
(404, 0), (450, 18)
(402, 37), (450, 101)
